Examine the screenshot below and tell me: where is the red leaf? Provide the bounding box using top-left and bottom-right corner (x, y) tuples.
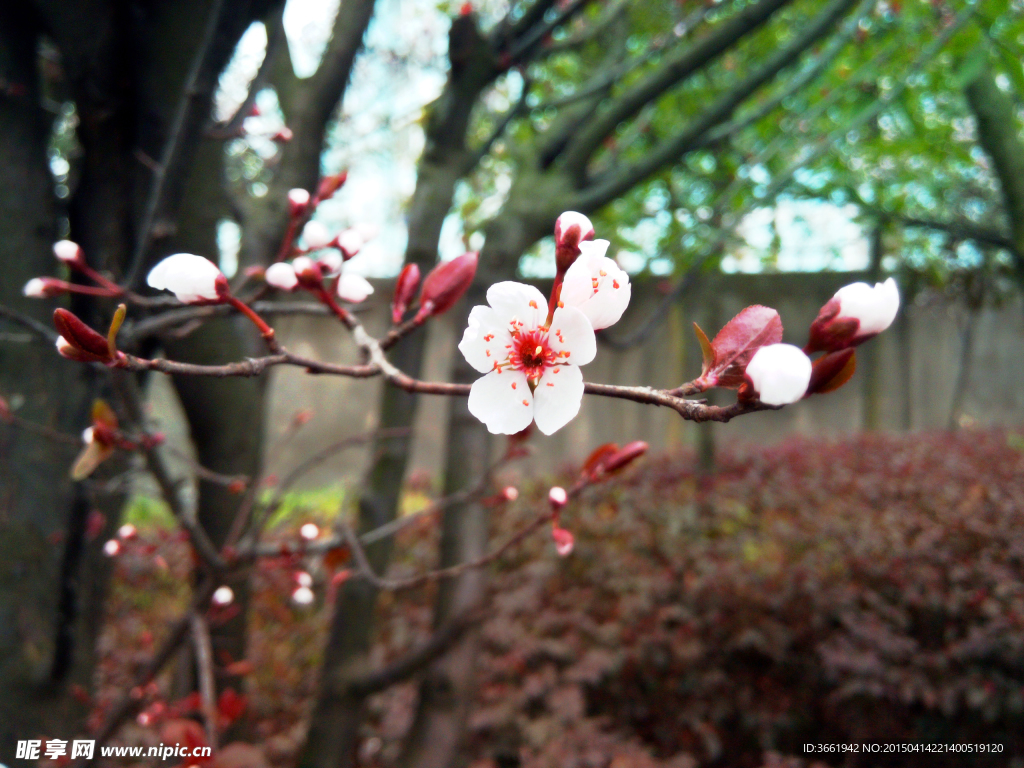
(806, 349), (857, 396)
(706, 305), (783, 388)
(581, 443), (619, 478)
(53, 308), (111, 358)
(602, 441), (649, 474)
(217, 688), (246, 725)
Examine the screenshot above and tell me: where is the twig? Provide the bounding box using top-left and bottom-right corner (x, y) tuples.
(190, 613), (219, 751)
(0, 302), (58, 343)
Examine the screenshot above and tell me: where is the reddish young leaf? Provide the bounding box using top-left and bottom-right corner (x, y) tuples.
(693, 322), (714, 376)
(706, 305), (783, 388)
(316, 171), (348, 202)
(217, 688), (247, 725)
(805, 348), (857, 396)
(391, 262), (421, 323)
(581, 442), (619, 478)
(414, 251), (478, 322)
(54, 308), (111, 359)
(602, 440), (649, 474)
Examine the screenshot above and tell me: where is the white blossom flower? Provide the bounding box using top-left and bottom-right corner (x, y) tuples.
(559, 239), (631, 330)
(265, 262), (299, 290)
(302, 220), (334, 250)
(833, 277), (900, 337)
(53, 240), (82, 263)
(744, 343), (812, 405)
(146, 253), (225, 303)
(459, 282), (596, 435)
(212, 586), (234, 606)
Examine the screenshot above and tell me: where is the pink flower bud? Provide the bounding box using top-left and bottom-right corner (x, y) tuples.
(146, 253), (227, 304)
(806, 278), (900, 353)
(391, 263), (421, 323)
(288, 188), (311, 216)
(502, 486), (519, 501)
(53, 240), (84, 264)
(265, 262), (299, 291)
(318, 251), (343, 275)
(292, 256), (323, 289)
(554, 211), (594, 274)
(415, 251), (478, 322)
(337, 228), (364, 259)
(103, 539), (121, 557)
(548, 486), (568, 510)
(551, 526), (574, 556)
(292, 586), (315, 605)
(118, 523), (137, 540)
(272, 126), (294, 142)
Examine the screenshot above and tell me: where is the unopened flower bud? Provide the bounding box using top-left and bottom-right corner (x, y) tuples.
(146, 253), (227, 304)
(118, 523), (137, 540)
(551, 526), (574, 556)
(302, 220), (334, 250)
(318, 251), (343, 275)
(337, 272), (375, 303)
(212, 586), (235, 606)
(103, 539), (121, 557)
(392, 263), (421, 323)
(415, 251), (478, 322)
(548, 486), (568, 510)
(744, 343), (812, 406)
(272, 126), (294, 143)
(806, 278), (900, 353)
(502, 486), (519, 502)
(54, 240), (84, 264)
(337, 228), (364, 259)
(554, 211), (595, 274)
(292, 585), (314, 605)
(292, 256), (323, 288)
(23, 277), (67, 298)
(300, 523), (319, 541)
(288, 188), (311, 216)
(265, 262), (299, 290)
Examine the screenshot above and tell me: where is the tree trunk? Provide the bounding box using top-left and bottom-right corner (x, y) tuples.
(0, 5), (106, 758)
(397, 215), (542, 768)
(297, 16), (500, 767)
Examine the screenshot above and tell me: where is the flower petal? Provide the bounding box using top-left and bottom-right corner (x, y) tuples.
(486, 281), (547, 329)
(745, 343), (811, 405)
(560, 240), (630, 330)
(533, 363), (584, 435)
(468, 369), (534, 435)
(146, 253), (223, 303)
(547, 307), (596, 366)
(459, 305), (512, 373)
(337, 272), (374, 303)
(302, 220), (334, 250)
(835, 277), (900, 336)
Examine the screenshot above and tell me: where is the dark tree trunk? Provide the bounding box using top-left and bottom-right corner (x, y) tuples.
(0, 5), (107, 758)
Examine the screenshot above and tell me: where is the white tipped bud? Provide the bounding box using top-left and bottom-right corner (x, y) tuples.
(548, 486), (568, 509)
(744, 343), (812, 406)
(302, 220), (334, 250)
(300, 523), (320, 540)
(292, 586), (315, 605)
(54, 240), (83, 263)
(103, 539), (121, 557)
(146, 253), (225, 304)
(288, 188), (310, 208)
(834, 277), (900, 337)
(23, 278), (47, 297)
(265, 262), (299, 291)
(212, 586), (235, 606)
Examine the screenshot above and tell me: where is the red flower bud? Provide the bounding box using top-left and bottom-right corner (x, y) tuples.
(548, 486), (568, 510)
(551, 526), (574, 556)
(316, 171), (348, 202)
(54, 309), (113, 361)
(414, 251), (478, 322)
(391, 263), (421, 323)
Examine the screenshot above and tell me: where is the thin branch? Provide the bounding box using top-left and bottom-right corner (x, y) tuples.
(0, 302), (59, 343)
(190, 613), (219, 751)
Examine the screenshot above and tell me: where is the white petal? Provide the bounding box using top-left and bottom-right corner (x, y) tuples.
(547, 307), (596, 366)
(146, 253), (223, 303)
(486, 281), (547, 329)
(554, 211), (594, 244)
(533, 364), (584, 435)
(23, 278), (46, 297)
(467, 370), (534, 435)
(745, 343), (811, 405)
(560, 240), (630, 330)
(459, 305), (512, 373)
(288, 188), (310, 207)
(835, 278), (900, 336)
(337, 272), (374, 303)
(265, 262), (298, 290)
(302, 220), (333, 250)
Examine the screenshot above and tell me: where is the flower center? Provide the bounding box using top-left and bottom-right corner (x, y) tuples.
(506, 327), (557, 382)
